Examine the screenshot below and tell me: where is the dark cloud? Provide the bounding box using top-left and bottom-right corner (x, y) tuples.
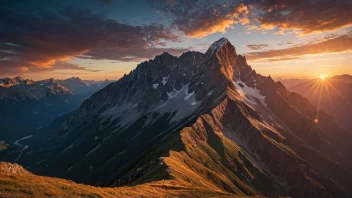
(257, 0), (352, 35)
(152, 0), (351, 37)
(246, 44), (270, 50)
(86, 46), (186, 62)
(102, 0), (115, 4)
(152, 0), (249, 38)
(245, 33), (352, 62)
(0, 6), (186, 74)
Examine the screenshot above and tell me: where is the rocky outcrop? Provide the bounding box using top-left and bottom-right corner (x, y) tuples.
(0, 162), (30, 174)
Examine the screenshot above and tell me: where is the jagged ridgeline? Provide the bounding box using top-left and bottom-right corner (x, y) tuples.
(2, 38), (352, 198)
(0, 77), (112, 142)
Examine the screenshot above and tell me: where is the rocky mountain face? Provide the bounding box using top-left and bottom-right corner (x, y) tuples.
(286, 74), (352, 130)
(0, 76), (34, 87)
(3, 38), (352, 198)
(0, 77), (113, 142)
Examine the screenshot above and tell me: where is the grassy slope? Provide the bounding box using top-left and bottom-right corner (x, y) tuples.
(0, 97), (267, 198)
(111, 97), (278, 197)
(0, 171), (240, 198)
(162, 113), (278, 197)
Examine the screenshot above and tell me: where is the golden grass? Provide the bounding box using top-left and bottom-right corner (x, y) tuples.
(0, 170), (240, 198)
(161, 113), (269, 197)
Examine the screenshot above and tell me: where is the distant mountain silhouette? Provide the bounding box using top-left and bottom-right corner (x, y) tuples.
(287, 74), (352, 130)
(0, 77), (113, 142)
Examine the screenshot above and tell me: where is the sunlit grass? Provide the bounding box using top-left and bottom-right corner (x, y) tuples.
(0, 172), (238, 198)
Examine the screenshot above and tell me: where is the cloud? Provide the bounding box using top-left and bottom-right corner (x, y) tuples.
(51, 61), (101, 72)
(265, 57), (299, 62)
(239, 17), (250, 25)
(245, 33), (352, 62)
(245, 44), (270, 50)
(0, 6), (186, 75)
(154, 0), (351, 37)
(19, 67), (29, 72)
(153, 0), (249, 38)
(257, 0), (352, 35)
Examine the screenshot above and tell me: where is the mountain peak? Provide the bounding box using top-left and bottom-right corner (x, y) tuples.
(206, 37), (230, 55)
(202, 37), (237, 81)
(14, 76), (24, 80)
(67, 77), (83, 81)
(205, 37), (236, 59)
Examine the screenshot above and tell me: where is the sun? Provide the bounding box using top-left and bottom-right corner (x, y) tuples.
(320, 75), (325, 80)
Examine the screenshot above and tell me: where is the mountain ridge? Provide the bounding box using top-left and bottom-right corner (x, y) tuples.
(2, 38), (351, 198)
(0, 76), (114, 143)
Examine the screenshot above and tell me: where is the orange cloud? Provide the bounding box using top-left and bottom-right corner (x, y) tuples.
(245, 44), (271, 50)
(184, 19), (235, 38)
(19, 67), (28, 72)
(0, 7), (185, 76)
(239, 17), (250, 25)
(162, 2), (250, 38)
(184, 3), (249, 38)
(232, 3), (248, 17)
(260, 23), (276, 30)
(257, 0), (352, 35)
(245, 33), (352, 62)
(26, 49), (91, 69)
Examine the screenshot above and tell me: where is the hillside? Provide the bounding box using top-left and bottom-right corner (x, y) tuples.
(0, 162), (240, 198)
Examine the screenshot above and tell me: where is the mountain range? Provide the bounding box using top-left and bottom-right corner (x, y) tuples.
(1, 38), (351, 198)
(0, 77), (112, 142)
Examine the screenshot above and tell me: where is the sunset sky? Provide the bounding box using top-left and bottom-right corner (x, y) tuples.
(1, 0), (351, 80)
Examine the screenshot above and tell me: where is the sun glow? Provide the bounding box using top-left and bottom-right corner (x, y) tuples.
(320, 75), (325, 80)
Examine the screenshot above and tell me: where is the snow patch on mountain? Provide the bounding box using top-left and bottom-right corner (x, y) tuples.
(233, 80), (266, 107)
(157, 84), (201, 123)
(162, 76), (169, 85)
(152, 83), (159, 89)
(206, 37), (228, 57)
(101, 102), (141, 128)
(184, 91), (195, 100)
(232, 80), (292, 138)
